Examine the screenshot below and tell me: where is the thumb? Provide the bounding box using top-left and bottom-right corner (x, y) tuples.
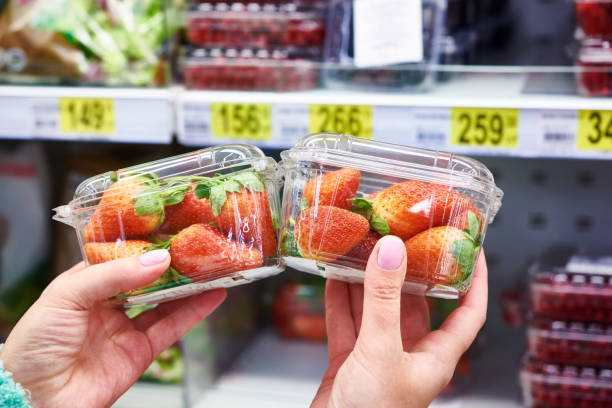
(50, 249), (171, 308)
(357, 235), (407, 353)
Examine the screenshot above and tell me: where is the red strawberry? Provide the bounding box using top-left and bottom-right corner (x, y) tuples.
(84, 240), (152, 265)
(290, 315), (327, 342)
(83, 177), (163, 242)
(371, 181), (482, 241)
(404, 226), (479, 286)
(215, 187), (277, 258)
(302, 168), (360, 210)
(169, 224), (263, 281)
(158, 186), (214, 234)
(337, 231), (382, 268)
(295, 205), (369, 262)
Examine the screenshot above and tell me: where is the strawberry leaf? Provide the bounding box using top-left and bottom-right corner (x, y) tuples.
(134, 187), (164, 216)
(109, 171), (118, 183)
(194, 183), (212, 199)
(370, 214), (390, 235)
(146, 239), (172, 251)
(281, 228), (300, 257)
(451, 238), (477, 287)
(159, 183), (191, 207)
(234, 172), (264, 192)
(224, 179), (242, 193)
(349, 198), (373, 220)
(209, 221), (217, 227)
(299, 197), (310, 212)
(467, 211), (480, 241)
(210, 184), (227, 216)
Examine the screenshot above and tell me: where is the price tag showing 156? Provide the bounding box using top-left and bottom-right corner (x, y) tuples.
(450, 108), (519, 148)
(211, 103), (272, 141)
(59, 98), (115, 134)
(577, 110), (612, 151)
(309, 105), (373, 139)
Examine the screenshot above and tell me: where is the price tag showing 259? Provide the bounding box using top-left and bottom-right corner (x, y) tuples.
(450, 108), (519, 148)
(59, 98), (115, 134)
(309, 105), (373, 139)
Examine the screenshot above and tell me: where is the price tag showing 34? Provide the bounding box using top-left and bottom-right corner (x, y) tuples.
(577, 110), (612, 151)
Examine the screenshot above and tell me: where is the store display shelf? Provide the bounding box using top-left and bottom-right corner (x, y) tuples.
(1, 71), (612, 160)
(192, 330), (522, 408)
(0, 86), (174, 144)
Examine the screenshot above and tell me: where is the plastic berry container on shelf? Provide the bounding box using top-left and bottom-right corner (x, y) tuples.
(520, 358), (612, 408)
(321, 0), (445, 92)
(53, 146), (283, 307)
(576, 38), (612, 97)
(527, 318), (612, 367)
(182, 47), (319, 91)
(529, 263), (612, 323)
(575, 0), (612, 38)
(272, 280), (326, 342)
(279, 134), (503, 299)
(187, 3), (326, 50)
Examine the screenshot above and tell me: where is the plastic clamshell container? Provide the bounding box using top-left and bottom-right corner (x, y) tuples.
(187, 3), (326, 49)
(280, 134), (503, 299)
(520, 358), (612, 408)
(576, 39), (612, 97)
(527, 318), (612, 367)
(575, 0), (612, 38)
(321, 0), (445, 92)
(530, 264), (612, 323)
(183, 48), (319, 91)
(53, 146), (283, 307)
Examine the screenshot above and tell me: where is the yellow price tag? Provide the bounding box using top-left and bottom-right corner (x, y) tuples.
(577, 110), (612, 151)
(450, 108), (519, 148)
(211, 103), (272, 141)
(309, 105), (373, 139)
(59, 98), (115, 134)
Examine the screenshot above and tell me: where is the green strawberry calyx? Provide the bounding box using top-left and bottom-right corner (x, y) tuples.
(281, 218), (301, 257)
(451, 211), (482, 290)
(347, 198), (390, 236)
(299, 197), (310, 212)
(194, 171), (265, 216)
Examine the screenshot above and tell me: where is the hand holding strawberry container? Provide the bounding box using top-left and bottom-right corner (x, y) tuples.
(53, 146), (282, 307)
(280, 134), (503, 299)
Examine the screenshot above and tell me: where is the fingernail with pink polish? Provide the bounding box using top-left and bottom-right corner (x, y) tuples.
(377, 236), (405, 270)
(140, 249), (169, 266)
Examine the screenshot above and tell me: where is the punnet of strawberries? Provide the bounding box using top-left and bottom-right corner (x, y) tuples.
(281, 167), (484, 292)
(80, 169), (277, 298)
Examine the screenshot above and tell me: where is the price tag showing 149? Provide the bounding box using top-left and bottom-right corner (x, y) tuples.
(59, 98), (115, 134)
(450, 108), (519, 148)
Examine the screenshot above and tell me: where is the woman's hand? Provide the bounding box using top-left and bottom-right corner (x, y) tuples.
(0, 249), (226, 408)
(312, 236), (488, 408)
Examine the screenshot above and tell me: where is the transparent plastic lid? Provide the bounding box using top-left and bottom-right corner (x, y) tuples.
(54, 145), (280, 223)
(281, 134), (503, 222)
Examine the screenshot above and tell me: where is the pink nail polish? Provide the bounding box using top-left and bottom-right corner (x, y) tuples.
(377, 236), (405, 270)
(139, 249), (169, 266)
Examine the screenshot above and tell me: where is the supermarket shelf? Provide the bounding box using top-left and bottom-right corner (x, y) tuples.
(114, 383), (183, 408)
(178, 73), (612, 159)
(193, 330), (522, 408)
(0, 86), (174, 144)
(2, 73), (612, 160)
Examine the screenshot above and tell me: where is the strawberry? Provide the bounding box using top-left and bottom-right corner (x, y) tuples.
(290, 315), (327, 342)
(194, 171), (277, 258)
(169, 223), (263, 281)
(158, 186), (214, 234)
(295, 205), (369, 262)
(83, 175), (164, 242)
(302, 168), (360, 210)
(370, 181), (482, 241)
(337, 230), (382, 268)
(84, 240), (152, 265)
(404, 218), (481, 287)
